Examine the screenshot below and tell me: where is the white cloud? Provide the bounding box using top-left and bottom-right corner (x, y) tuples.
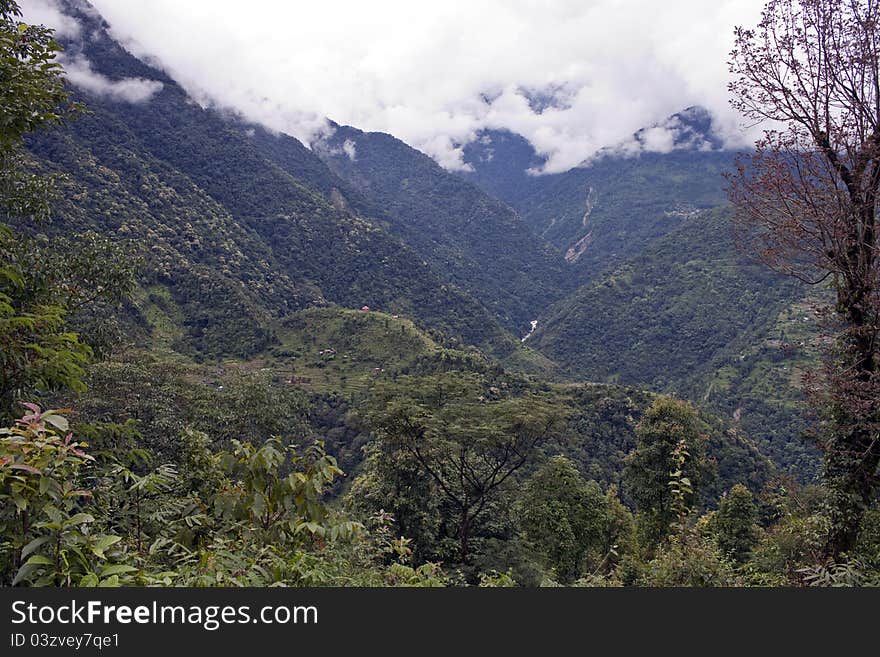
(62, 54), (163, 103)
(20, 1), (164, 103)
(19, 0), (80, 37)
(602, 108), (722, 161)
(637, 126), (677, 153)
(342, 139), (357, 161)
(28, 0), (767, 173)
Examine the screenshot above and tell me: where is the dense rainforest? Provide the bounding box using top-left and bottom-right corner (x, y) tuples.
(1, 0), (878, 587)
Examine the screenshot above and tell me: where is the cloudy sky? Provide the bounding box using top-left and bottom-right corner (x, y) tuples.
(23, 0), (767, 173)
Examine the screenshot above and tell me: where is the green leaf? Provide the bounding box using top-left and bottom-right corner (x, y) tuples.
(78, 573), (99, 587)
(91, 534), (122, 558)
(43, 504), (63, 524)
(93, 534), (121, 551)
(12, 562), (41, 586)
(21, 535), (52, 559)
(43, 414), (69, 432)
(12, 493), (27, 511)
(25, 554), (54, 566)
(298, 521), (323, 535)
(98, 564), (137, 577)
(252, 493), (266, 518)
(65, 512), (95, 526)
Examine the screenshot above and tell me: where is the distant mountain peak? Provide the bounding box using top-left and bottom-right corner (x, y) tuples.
(634, 105), (724, 151)
(582, 105), (726, 166)
(518, 83), (576, 115)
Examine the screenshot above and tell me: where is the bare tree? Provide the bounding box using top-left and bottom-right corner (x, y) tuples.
(728, 0), (880, 558)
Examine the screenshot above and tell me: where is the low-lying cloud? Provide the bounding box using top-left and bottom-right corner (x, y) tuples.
(19, 0), (80, 37)
(62, 54), (163, 103)
(24, 0), (766, 173)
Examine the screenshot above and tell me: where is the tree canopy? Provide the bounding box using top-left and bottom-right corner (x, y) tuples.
(728, 0), (880, 557)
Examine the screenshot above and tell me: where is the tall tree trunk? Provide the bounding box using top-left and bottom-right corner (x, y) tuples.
(823, 430), (880, 559)
(824, 278), (879, 559)
(459, 509), (471, 563)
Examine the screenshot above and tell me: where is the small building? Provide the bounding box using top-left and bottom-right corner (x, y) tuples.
(361, 305), (371, 312)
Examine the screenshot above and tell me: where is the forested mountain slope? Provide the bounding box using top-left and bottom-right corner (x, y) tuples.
(460, 109), (733, 282)
(5, 0), (861, 588)
(24, 6), (812, 476)
(315, 124), (573, 332)
(516, 150), (731, 274)
(458, 118), (817, 477)
(458, 128), (551, 212)
(529, 207), (814, 476)
(18, 1), (524, 359)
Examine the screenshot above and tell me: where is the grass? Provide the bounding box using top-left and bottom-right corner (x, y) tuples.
(266, 307), (443, 394)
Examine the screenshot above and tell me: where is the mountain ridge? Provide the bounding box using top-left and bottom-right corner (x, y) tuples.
(20, 0), (539, 360)
(313, 121), (574, 333)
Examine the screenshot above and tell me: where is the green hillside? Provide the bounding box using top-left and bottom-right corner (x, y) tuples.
(5, 0), (867, 589)
(315, 124), (573, 333)
(459, 131), (818, 478)
(71, 304), (773, 496)
(19, 2), (521, 360)
(518, 151), (733, 276)
(529, 207), (814, 476)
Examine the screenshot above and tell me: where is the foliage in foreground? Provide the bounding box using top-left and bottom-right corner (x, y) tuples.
(2, 385), (879, 587)
(0, 405), (446, 587)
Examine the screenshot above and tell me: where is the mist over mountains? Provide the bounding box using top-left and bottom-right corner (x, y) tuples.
(11, 0), (815, 483)
(17, 0), (879, 593)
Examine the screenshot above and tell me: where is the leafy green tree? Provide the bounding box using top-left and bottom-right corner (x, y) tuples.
(345, 437), (446, 563)
(0, 237), (91, 418)
(12, 231), (138, 356)
(516, 455), (608, 583)
(638, 532), (737, 587)
(0, 405), (136, 586)
(1, 0), (78, 221)
(106, 462), (179, 555)
(215, 437), (361, 544)
(74, 360), (309, 464)
(602, 484), (636, 565)
(712, 484), (759, 564)
(1, 230), (137, 416)
(0, 1), (125, 417)
(1, 404), (398, 587)
(364, 373), (564, 564)
(746, 495), (830, 584)
(623, 397), (708, 544)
